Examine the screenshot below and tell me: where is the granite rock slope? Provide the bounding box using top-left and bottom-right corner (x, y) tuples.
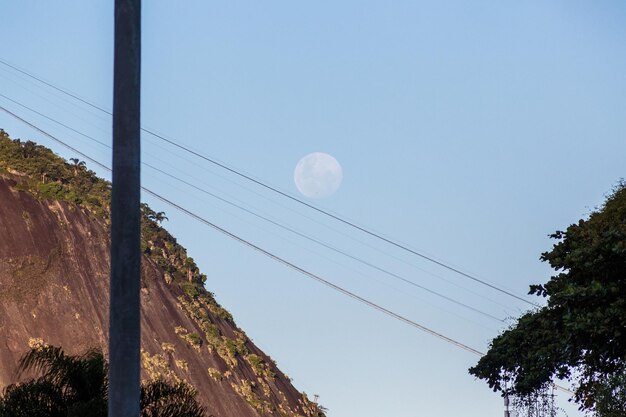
(0, 134), (323, 417)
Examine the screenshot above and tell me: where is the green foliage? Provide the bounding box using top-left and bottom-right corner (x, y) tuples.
(593, 373), (626, 417)
(509, 388), (559, 417)
(0, 131), (108, 218)
(179, 332), (203, 350)
(176, 295), (247, 369)
(198, 293), (233, 322)
(224, 338), (238, 358)
(0, 344), (207, 417)
(0, 131), (236, 342)
(181, 283), (200, 300)
(140, 379), (205, 417)
(469, 183), (626, 415)
(207, 368), (222, 382)
(245, 354), (276, 380)
(0, 379), (67, 417)
(0, 132), (275, 408)
(247, 354), (263, 369)
(16, 345), (108, 417)
(186, 333), (202, 347)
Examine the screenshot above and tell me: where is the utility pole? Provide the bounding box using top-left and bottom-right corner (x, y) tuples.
(504, 393), (511, 417)
(109, 1), (141, 417)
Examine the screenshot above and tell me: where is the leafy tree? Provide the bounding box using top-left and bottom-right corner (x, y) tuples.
(1, 131), (212, 294)
(69, 158), (86, 177)
(0, 132), (110, 218)
(0, 380), (66, 417)
(154, 211), (168, 224)
(0, 346), (107, 417)
(0, 345), (206, 417)
(140, 379), (206, 417)
(469, 183), (626, 416)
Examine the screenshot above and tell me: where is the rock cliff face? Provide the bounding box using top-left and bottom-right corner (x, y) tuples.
(0, 173), (319, 417)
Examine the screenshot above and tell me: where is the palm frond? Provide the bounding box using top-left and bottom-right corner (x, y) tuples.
(6, 345), (207, 417)
(17, 345), (108, 403)
(141, 379), (206, 417)
(17, 345), (70, 381)
(0, 379), (66, 417)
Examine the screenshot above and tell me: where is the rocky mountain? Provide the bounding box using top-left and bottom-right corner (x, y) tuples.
(0, 130), (324, 417)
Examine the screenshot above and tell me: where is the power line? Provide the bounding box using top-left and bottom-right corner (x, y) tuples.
(0, 57), (538, 307)
(0, 59), (111, 114)
(0, 106), (111, 172)
(144, 163), (506, 324)
(0, 93), (109, 148)
(0, 104), (482, 354)
(0, 105), (573, 395)
(144, 187), (486, 356)
(139, 129), (539, 307)
(0, 76), (519, 313)
(0, 95), (505, 323)
(140, 186), (572, 396)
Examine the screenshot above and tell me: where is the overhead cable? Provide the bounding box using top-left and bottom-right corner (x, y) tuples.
(0, 93), (506, 323)
(0, 58), (538, 307)
(0, 105), (573, 395)
(0, 104), (483, 355)
(0, 96), (506, 323)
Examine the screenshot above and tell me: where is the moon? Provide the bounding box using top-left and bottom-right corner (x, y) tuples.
(294, 152), (343, 199)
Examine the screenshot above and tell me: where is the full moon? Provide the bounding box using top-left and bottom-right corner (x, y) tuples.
(294, 152), (343, 199)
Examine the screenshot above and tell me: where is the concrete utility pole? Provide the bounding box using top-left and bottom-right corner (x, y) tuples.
(504, 393), (511, 417)
(109, 1), (141, 417)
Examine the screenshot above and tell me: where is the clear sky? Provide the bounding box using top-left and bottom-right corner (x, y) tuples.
(1, 1), (626, 416)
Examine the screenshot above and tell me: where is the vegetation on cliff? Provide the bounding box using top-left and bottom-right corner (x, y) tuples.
(0, 130), (208, 310)
(0, 130), (225, 329)
(0, 130), (110, 218)
(0, 130), (326, 417)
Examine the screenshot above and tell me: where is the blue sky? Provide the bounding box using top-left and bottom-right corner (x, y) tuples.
(1, 1), (626, 416)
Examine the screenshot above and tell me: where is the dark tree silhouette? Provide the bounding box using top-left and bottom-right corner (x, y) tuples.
(0, 345), (206, 417)
(140, 379), (206, 417)
(69, 158), (86, 176)
(469, 182), (626, 416)
(153, 211), (168, 224)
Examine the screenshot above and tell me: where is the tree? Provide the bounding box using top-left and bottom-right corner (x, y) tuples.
(469, 183), (626, 416)
(140, 204), (168, 224)
(140, 379), (206, 417)
(154, 212), (168, 224)
(20, 140), (38, 159)
(0, 345), (206, 417)
(69, 158), (86, 177)
(0, 380), (66, 417)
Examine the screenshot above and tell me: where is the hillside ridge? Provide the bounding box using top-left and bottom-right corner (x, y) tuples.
(0, 130), (324, 417)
